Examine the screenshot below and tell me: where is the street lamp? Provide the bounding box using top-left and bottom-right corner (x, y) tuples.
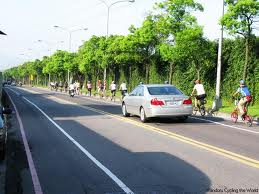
(212, 0), (224, 112)
(100, 0), (135, 81)
(37, 39), (64, 55)
(53, 26), (88, 82)
(36, 39), (65, 86)
(53, 26), (88, 51)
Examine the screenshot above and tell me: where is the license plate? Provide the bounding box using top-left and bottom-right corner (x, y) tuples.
(167, 101), (181, 106)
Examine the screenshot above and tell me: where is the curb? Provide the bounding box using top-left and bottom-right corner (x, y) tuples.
(212, 111), (259, 125)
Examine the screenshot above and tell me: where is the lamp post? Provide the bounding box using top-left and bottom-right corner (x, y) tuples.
(37, 40), (64, 86)
(100, 0), (135, 81)
(37, 40), (64, 55)
(53, 26), (88, 83)
(212, 0), (225, 112)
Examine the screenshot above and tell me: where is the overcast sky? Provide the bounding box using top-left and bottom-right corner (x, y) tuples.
(0, 0), (223, 71)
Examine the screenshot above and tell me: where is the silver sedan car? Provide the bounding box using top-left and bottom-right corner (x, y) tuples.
(122, 84), (193, 122)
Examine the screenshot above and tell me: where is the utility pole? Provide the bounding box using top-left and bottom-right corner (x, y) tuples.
(212, 0), (224, 112)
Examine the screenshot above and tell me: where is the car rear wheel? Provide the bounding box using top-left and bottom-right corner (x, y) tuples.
(122, 103), (130, 117)
(140, 107), (148, 123)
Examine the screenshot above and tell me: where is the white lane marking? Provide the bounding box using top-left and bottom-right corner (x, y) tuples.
(190, 116), (259, 135)
(5, 87), (20, 95)
(22, 96), (134, 194)
(6, 91), (43, 194)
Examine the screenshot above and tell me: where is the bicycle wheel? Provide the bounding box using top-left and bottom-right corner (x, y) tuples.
(245, 115), (253, 127)
(200, 106), (206, 116)
(193, 107), (198, 115)
(231, 111), (238, 123)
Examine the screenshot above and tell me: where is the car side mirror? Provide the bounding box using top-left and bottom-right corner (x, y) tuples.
(2, 108), (12, 115)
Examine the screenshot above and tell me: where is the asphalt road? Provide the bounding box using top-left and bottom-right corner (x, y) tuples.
(3, 85), (259, 194)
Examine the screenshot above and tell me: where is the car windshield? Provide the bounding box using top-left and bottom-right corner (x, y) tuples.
(147, 86), (183, 95)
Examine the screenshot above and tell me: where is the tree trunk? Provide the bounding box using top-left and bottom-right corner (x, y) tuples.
(129, 65), (132, 91)
(195, 61), (200, 80)
(145, 64), (150, 84)
(243, 37), (249, 81)
(197, 69), (200, 80)
(169, 62), (175, 84)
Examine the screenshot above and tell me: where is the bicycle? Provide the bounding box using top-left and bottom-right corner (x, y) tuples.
(231, 97), (252, 127)
(192, 96), (206, 116)
(110, 90), (116, 102)
(120, 90), (127, 101)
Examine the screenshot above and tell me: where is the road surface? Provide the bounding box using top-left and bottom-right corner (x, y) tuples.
(3, 85), (259, 194)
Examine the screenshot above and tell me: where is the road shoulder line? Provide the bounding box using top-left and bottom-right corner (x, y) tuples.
(22, 96), (134, 194)
(6, 91), (43, 194)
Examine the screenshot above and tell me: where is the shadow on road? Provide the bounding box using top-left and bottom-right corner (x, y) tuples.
(46, 119), (212, 194)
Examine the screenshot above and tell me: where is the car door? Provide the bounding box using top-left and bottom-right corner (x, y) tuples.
(126, 87), (138, 114)
(132, 86), (145, 116)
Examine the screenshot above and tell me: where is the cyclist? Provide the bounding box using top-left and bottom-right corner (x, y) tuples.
(110, 81), (116, 101)
(119, 81), (127, 99)
(55, 82), (59, 91)
(191, 79), (206, 108)
(75, 81), (80, 95)
(86, 81), (92, 97)
(97, 80), (103, 97)
(64, 81), (68, 93)
(69, 82), (75, 96)
(232, 80), (252, 118)
(59, 81), (63, 92)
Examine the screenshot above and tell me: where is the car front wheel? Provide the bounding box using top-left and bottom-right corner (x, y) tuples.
(122, 103), (130, 117)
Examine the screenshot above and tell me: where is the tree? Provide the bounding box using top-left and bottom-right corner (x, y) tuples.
(174, 26), (215, 80)
(130, 15), (160, 83)
(221, 0), (259, 80)
(78, 36), (106, 85)
(155, 0), (204, 83)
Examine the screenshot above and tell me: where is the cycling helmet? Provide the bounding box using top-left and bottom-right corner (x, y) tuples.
(240, 80), (245, 85)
